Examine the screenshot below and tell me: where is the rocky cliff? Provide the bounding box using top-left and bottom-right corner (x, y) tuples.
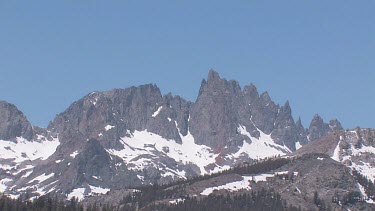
(0, 70), (347, 201)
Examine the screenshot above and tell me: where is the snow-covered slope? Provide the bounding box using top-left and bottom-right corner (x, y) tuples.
(295, 128), (375, 186)
(1, 126), (288, 200)
(331, 129), (375, 182)
(0, 94), (292, 202)
(0, 136), (59, 163)
(106, 125), (290, 180)
(0, 133), (60, 197)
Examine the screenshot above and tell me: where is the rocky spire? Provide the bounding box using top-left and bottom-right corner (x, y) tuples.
(243, 83), (259, 103)
(329, 119), (343, 131)
(249, 90), (278, 135)
(189, 70), (244, 148)
(308, 114), (342, 142)
(271, 100), (298, 150)
(296, 117), (305, 135)
(296, 117), (308, 145)
(0, 101), (34, 140)
(207, 69), (221, 84)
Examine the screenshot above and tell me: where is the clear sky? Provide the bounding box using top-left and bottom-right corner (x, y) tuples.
(0, 1), (374, 129)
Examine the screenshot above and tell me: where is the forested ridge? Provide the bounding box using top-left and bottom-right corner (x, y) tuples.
(0, 157), (294, 210)
(0, 189), (300, 211)
(1, 156), (373, 210)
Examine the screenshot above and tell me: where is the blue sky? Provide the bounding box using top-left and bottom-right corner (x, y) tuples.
(0, 1), (374, 129)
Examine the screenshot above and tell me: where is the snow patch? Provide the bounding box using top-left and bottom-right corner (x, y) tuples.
(230, 125), (291, 160)
(331, 141), (341, 161)
(252, 171), (297, 182)
(351, 161), (375, 182)
(200, 176), (252, 195)
(92, 176), (101, 180)
(106, 125), (293, 177)
(137, 175), (144, 181)
(68, 188), (85, 201)
(169, 198), (185, 204)
(253, 174), (275, 182)
(105, 125), (115, 131)
(22, 170), (33, 178)
(152, 106), (163, 117)
(0, 136), (59, 163)
(0, 164), (12, 171)
(352, 145), (375, 156)
(70, 151), (79, 158)
(15, 165), (34, 175)
(28, 173), (54, 184)
(295, 186), (301, 194)
(275, 171), (289, 175)
(358, 183), (375, 204)
(0, 178), (12, 192)
(107, 130), (218, 175)
(340, 142), (375, 182)
(89, 185), (110, 195)
(295, 141), (302, 150)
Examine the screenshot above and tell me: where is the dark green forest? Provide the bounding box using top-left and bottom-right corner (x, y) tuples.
(0, 189), (301, 211)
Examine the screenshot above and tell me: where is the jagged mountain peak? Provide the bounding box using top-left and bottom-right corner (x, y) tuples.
(207, 69), (221, 82)
(192, 70), (299, 151)
(308, 114), (343, 142)
(1, 69), (358, 204)
(201, 70), (241, 96)
(311, 113), (324, 122)
(0, 100), (34, 141)
(284, 100), (290, 107)
(259, 91), (272, 102)
(243, 83), (259, 101)
(296, 117), (303, 126)
(329, 119), (343, 131)
(281, 100), (291, 114)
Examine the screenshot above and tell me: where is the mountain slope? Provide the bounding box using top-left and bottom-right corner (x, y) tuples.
(295, 128), (375, 183)
(81, 154), (374, 211)
(0, 70), (346, 201)
(0, 101), (60, 196)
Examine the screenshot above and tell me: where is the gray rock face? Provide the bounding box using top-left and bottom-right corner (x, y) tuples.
(249, 91), (279, 135)
(0, 101), (34, 140)
(190, 70), (304, 151)
(189, 70), (247, 148)
(48, 84), (188, 150)
(329, 119), (343, 131)
(270, 101), (300, 150)
(308, 114), (343, 142)
(49, 70), (328, 154)
(0, 69), (350, 201)
(295, 117), (309, 145)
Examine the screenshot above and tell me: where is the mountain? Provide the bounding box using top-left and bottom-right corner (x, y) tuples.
(0, 70), (349, 202)
(1, 154), (374, 210)
(79, 154), (374, 211)
(308, 114), (343, 142)
(0, 101), (34, 141)
(295, 128), (375, 183)
(0, 101), (60, 197)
